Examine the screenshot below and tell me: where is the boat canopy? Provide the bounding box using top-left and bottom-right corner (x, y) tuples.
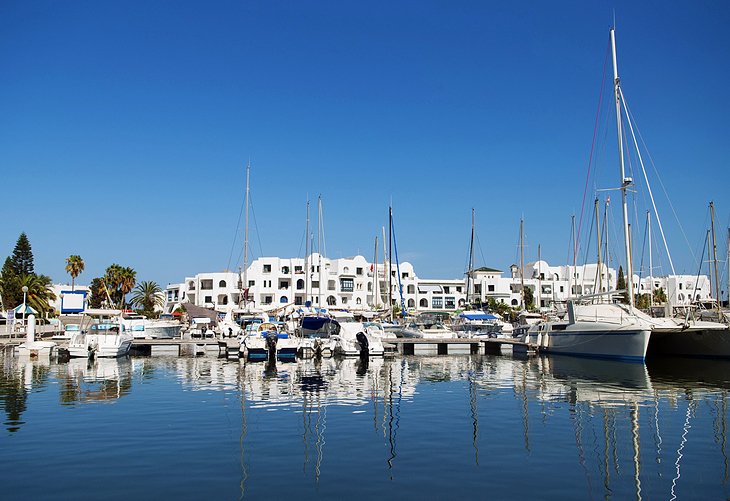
(458, 312), (498, 321)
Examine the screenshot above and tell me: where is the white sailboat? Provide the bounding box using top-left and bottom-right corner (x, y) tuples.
(525, 27), (652, 362)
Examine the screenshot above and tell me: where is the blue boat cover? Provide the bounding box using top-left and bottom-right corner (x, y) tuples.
(459, 312), (498, 320)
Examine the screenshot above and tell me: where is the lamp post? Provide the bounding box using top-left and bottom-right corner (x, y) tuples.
(21, 286), (29, 331)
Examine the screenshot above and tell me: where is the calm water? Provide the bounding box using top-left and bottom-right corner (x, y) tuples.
(2, 351), (730, 500)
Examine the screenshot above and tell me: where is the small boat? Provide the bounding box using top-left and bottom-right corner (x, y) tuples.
(398, 313), (456, 339)
(241, 321), (300, 361)
(67, 309), (133, 359)
(330, 311), (385, 357)
(452, 312), (504, 338)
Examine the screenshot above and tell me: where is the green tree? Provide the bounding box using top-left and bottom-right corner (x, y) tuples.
(64, 255), (85, 291)
(88, 278), (105, 309)
(616, 266), (629, 304)
(0, 257), (20, 308)
(102, 264), (136, 308)
(131, 281), (163, 316)
(654, 287), (667, 303)
(523, 286), (535, 310)
(18, 274), (56, 317)
(118, 267), (136, 308)
(11, 233), (34, 276)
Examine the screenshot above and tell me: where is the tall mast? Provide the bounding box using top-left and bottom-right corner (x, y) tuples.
(571, 214), (577, 298)
(648, 211), (653, 307)
(595, 198), (603, 297)
(537, 244), (542, 310)
(317, 195), (323, 309)
(710, 201), (721, 316)
(467, 208), (475, 306)
(305, 198), (310, 304)
(243, 160), (251, 310)
(520, 217), (525, 309)
(611, 28), (635, 306)
(373, 237), (379, 309)
(388, 206), (393, 321)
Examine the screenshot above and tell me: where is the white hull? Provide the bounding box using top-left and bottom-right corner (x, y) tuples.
(528, 323), (651, 362)
(68, 334), (133, 358)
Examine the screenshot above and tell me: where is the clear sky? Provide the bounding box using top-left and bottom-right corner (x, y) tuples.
(1, 1), (729, 295)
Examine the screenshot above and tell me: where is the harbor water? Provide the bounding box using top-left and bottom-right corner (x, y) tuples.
(2, 352), (729, 500)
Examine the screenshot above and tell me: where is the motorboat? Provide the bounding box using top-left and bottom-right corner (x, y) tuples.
(121, 312), (147, 339)
(67, 309), (133, 359)
(51, 322), (81, 341)
(143, 315), (182, 339)
(330, 310), (385, 357)
(241, 321), (300, 361)
(398, 313), (456, 339)
(452, 312), (504, 338)
(297, 314), (338, 358)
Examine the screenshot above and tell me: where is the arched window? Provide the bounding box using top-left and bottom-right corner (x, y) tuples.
(280, 296), (288, 303)
(219, 280), (226, 288)
(408, 299), (415, 308)
(419, 298), (428, 307)
(356, 298), (362, 305)
(511, 299), (518, 306)
(296, 279), (304, 290)
(367, 283), (372, 292)
(327, 296), (337, 306)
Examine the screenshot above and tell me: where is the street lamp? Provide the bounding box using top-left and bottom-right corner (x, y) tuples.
(21, 286), (29, 330)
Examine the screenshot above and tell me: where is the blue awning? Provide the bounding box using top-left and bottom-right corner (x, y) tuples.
(459, 312), (497, 320)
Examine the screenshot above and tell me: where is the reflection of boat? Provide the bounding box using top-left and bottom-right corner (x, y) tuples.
(67, 309), (133, 358)
(60, 357), (133, 403)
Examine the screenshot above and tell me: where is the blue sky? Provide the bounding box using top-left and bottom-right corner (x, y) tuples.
(1, 1), (728, 294)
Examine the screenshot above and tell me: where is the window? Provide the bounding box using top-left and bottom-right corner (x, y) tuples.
(295, 296), (303, 305)
(188, 281), (196, 290)
(342, 297), (348, 304)
(312, 281), (320, 289)
(248, 280), (255, 288)
(444, 286), (450, 293)
(445, 297), (455, 309)
(328, 280), (336, 291)
(408, 299), (415, 308)
(200, 280), (213, 290)
(356, 267), (363, 275)
(340, 278), (354, 292)
(419, 299), (428, 307)
(679, 283), (683, 290)
(407, 285), (415, 294)
(432, 297), (443, 309)
(356, 298), (362, 305)
(296, 279), (304, 290)
(204, 296), (212, 303)
(279, 280), (290, 289)
(219, 280), (226, 288)
(263, 264), (272, 273)
(327, 296), (337, 306)
(280, 296), (288, 303)
(402, 272), (409, 279)
(282, 266), (290, 274)
(488, 285), (495, 292)
(264, 296), (273, 304)
(560, 286), (564, 293)
(295, 266), (303, 273)
(367, 283), (372, 292)
(343, 267), (350, 274)
(456, 286), (462, 293)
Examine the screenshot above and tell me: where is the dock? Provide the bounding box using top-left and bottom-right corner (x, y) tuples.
(384, 337), (534, 356)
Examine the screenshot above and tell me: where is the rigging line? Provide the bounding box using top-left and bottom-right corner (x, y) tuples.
(227, 190), (247, 272)
(249, 199), (265, 259)
(577, 36), (611, 259)
(637, 214), (650, 280)
(621, 90), (690, 272)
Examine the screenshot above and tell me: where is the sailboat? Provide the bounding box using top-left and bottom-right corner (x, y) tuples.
(524, 27), (652, 362)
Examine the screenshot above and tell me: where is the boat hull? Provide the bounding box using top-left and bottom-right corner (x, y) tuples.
(528, 323), (651, 362)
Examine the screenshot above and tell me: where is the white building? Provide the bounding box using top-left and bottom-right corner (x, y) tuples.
(164, 254), (715, 316)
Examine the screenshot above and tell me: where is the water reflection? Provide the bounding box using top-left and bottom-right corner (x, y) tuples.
(56, 357), (134, 405)
(1, 352), (729, 500)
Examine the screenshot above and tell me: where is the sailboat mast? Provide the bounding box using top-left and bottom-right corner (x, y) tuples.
(305, 198), (310, 304)
(318, 196), (323, 309)
(710, 201), (721, 316)
(572, 215), (577, 298)
(467, 208), (475, 306)
(373, 237), (379, 309)
(648, 211), (653, 307)
(243, 161), (251, 310)
(595, 198), (603, 296)
(388, 207), (393, 321)
(537, 244), (542, 310)
(520, 217), (525, 310)
(611, 28), (635, 306)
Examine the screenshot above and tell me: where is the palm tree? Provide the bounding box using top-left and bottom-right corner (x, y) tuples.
(131, 281), (163, 314)
(65, 255), (85, 291)
(118, 267), (137, 309)
(19, 274), (56, 316)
